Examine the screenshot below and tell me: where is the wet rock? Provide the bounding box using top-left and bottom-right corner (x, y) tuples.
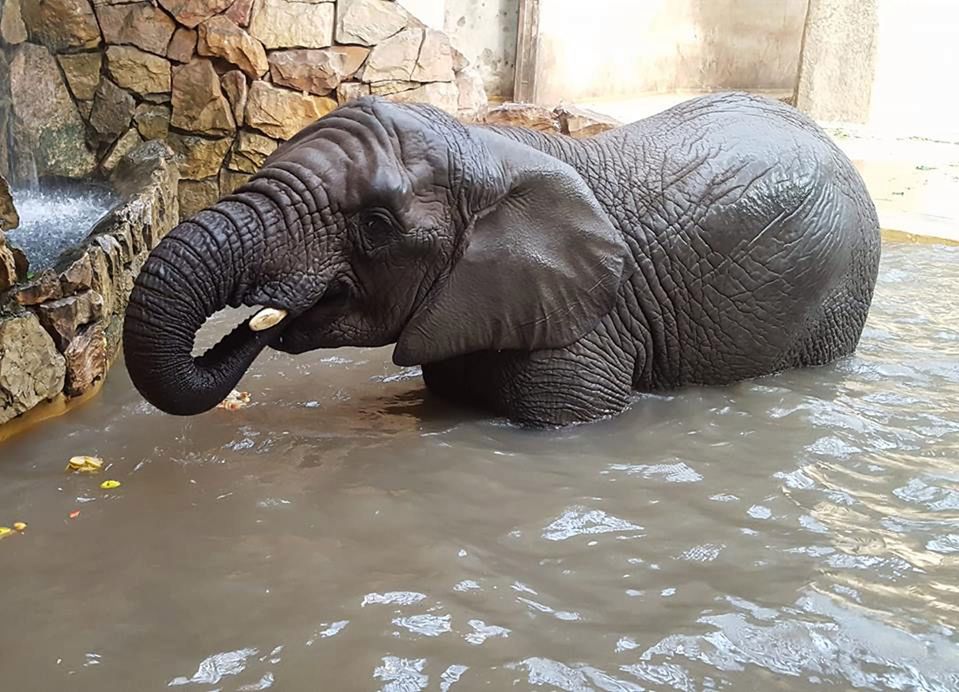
(57, 53), (102, 102)
(157, 0), (233, 29)
(1, 0), (28, 45)
(0, 312), (66, 425)
(245, 81), (336, 140)
(95, 1), (176, 56)
(336, 0), (409, 46)
(0, 245), (17, 293)
(412, 30), (453, 83)
(0, 176), (19, 231)
(361, 29), (422, 82)
(167, 26), (197, 64)
(228, 130), (277, 173)
(220, 70), (248, 126)
(384, 81), (458, 114)
(219, 168), (249, 196)
(198, 15), (268, 79)
(21, 0), (100, 51)
(56, 251), (94, 294)
(250, 0), (335, 50)
(166, 132), (231, 179)
(36, 290), (103, 351)
(15, 270), (61, 306)
(225, 0), (254, 27)
(63, 323), (107, 396)
(337, 81), (370, 104)
(100, 127), (143, 173)
(485, 102), (561, 133)
(178, 177), (220, 218)
(9, 43), (96, 178)
(106, 46), (172, 97)
(89, 78), (135, 147)
(268, 46), (369, 96)
(133, 103), (171, 141)
(554, 105), (620, 139)
(455, 66), (488, 122)
(170, 59), (235, 136)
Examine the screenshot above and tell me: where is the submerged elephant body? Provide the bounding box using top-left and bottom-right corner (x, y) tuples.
(123, 93), (881, 426)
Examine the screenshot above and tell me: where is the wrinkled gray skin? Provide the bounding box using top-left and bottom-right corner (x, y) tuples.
(123, 93), (881, 427)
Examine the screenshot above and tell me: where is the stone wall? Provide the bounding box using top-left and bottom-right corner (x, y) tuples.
(0, 0), (488, 218)
(0, 141), (179, 424)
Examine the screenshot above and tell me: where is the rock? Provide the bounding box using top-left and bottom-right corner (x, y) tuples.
(369, 80), (417, 97)
(57, 53), (102, 102)
(100, 127), (143, 173)
(11, 246), (28, 282)
(361, 28), (422, 82)
(0, 244), (17, 292)
(9, 43), (96, 178)
(20, 0), (100, 51)
(106, 46), (172, 97)
(89, 78), (135, 147)
(157, 0), (233, 29)
(220, 70), (248, 126)
(166, 133), (231, 179)
(178, 177), (219, 218)
(245, 81), (336, 140)
(455, 66), (487, 122)
(0, 176), (19, 231)
(268, 46), (369, 95)
(35, 290), (103, 350)
(63, 323), (107, 396)
(95, 2), (176, 56)
(15, 270), (61, 306)
(337, 80), (370, 104)
(198, 15), (268, 79)
(167, 26), (197, 63)
(554, 105), (620, 139)
(0, 312), (66, 425)
(225, 0), (254, 27)
(336, 0), (409, 46)
(219, 168), (249, 196)
(170, 59), (235, 136)
(133, 103), (170, 141)
(228, 130), (276, 173)
(451, 46), (469, 72)
(384, 81), (458, 114)
(250, 0), (334, 50)
(56, 251), (94, 294)
(1, 0), (28, 45)
(485, 102), (561, 133)
(412, 29), (453, 82)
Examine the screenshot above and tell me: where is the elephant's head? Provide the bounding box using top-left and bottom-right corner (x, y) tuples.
(123, 98), (632, 415)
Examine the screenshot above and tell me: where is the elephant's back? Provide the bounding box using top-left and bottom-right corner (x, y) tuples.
(597, 92), (882, 387)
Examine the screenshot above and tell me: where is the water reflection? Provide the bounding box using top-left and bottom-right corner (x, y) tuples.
(0, 244), (958, 690)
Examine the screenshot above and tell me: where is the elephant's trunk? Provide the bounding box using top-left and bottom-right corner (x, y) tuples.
(123, 199), (279, 415)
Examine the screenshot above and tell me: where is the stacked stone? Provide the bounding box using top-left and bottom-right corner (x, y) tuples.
(0, 0), (488, 221)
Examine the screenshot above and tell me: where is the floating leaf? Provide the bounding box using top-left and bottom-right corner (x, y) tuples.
(100, 480), (121, 490)
(67, 456), (103, 474)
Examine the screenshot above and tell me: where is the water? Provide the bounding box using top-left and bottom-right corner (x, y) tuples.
(1, 243), (957, 690)
(6, 182), (116, 270)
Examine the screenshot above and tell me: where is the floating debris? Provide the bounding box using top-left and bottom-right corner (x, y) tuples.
(217, 390), (251, 411)
(0, 527), (13, 539)
(66, 456), (103, 474)
(69, 511), (80, 519)
(13, 522), (27, 532)
(100, 480), (121, 490)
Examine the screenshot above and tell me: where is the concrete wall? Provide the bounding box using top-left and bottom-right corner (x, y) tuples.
(402, 0), (518, 99)
(797, 0), (959, 136)
(533, 0), (808, 105)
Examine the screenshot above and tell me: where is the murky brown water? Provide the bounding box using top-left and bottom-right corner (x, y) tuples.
(1, 243), (958, 691)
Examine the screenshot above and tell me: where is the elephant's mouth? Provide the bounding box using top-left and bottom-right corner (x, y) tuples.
(269, 282), (352, 355)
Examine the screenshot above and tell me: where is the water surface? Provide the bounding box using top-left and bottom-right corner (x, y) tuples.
(1, 243), (957, 690)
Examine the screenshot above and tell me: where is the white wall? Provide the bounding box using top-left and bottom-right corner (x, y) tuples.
(533, 0), (807, 105)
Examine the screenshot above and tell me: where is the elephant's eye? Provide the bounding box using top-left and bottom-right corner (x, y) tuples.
(361, 209), (396, 236)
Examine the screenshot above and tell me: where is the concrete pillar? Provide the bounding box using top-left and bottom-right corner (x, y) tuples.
(795, 0), (879, 124)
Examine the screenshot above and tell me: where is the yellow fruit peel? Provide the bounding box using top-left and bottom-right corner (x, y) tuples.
(66, 456), (104, 473)
(100, 480), (122, 490)
(217, 390), (251, 411)
(0, 527), (13, 539)
(13, 522), (27, 532)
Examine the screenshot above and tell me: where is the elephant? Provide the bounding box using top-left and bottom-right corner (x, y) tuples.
(123, 92), (881, 427)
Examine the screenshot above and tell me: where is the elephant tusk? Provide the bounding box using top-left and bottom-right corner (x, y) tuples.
(249, 307), (288, 332)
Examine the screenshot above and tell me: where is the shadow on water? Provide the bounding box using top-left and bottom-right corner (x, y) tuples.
(0, 243), (958, 690)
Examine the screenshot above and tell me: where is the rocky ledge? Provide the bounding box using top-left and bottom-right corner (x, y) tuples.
(0, 141), (179, 425)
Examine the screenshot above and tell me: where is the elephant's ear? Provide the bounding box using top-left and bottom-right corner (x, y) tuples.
(393, 129), (631, 366)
